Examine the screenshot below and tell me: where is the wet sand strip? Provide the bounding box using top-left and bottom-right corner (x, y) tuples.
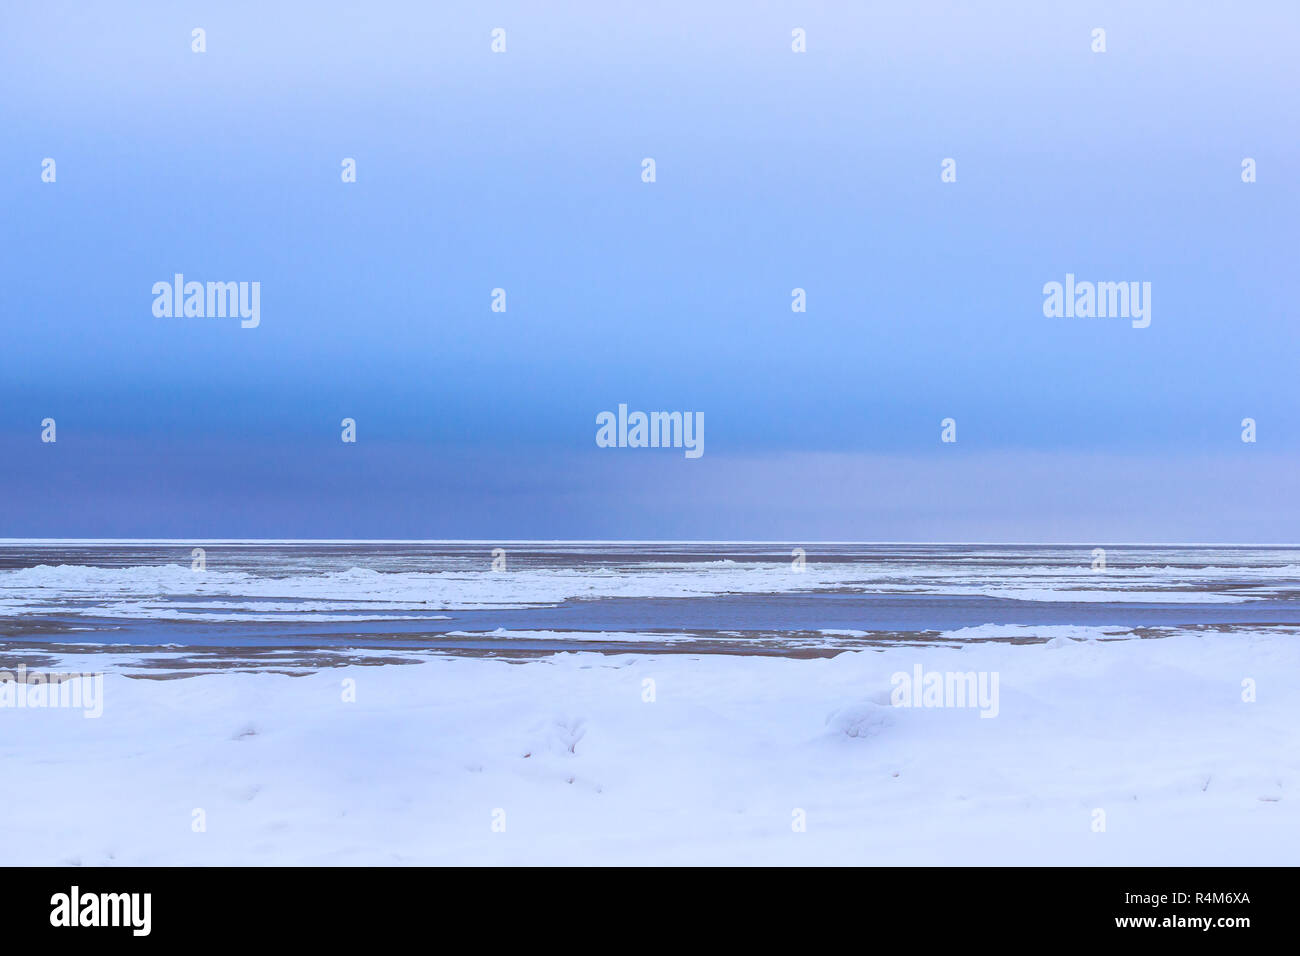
(0, 622), (1258, 679)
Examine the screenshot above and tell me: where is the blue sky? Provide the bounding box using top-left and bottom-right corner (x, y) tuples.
(1, 1), (1297, 539)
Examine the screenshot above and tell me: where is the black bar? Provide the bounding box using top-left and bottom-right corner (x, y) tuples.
(2, 866), (1284, 942)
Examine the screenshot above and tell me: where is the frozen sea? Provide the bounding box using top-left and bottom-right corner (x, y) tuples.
(2, 542), (1299, 663)
(2, 541), (1297, 864)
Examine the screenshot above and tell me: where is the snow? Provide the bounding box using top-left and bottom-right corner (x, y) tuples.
(935, 624), (1140, 641)
(2, 631), (1295, 865)
(2, 555), (1286, 623)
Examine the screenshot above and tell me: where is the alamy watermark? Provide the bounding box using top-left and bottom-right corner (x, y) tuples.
(0, 666), (104, 718)
(50, 886), (150, 936)
(891, 665), (999, 718)
(596, 404), (704, 459)
(152, 275), (260, 328)
(1043, 273), (1150, 328)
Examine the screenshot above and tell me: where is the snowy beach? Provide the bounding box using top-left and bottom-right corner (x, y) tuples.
(1, 543), (1297, 865)
(2, 639), (1297, 865)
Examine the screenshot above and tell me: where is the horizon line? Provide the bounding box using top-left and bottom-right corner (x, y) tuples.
(2, 538), (1299, 548)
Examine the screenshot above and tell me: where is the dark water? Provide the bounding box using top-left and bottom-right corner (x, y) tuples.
(3, 542), (1298, 655)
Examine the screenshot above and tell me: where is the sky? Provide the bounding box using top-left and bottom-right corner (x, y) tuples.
(1, 1), (1297, 540)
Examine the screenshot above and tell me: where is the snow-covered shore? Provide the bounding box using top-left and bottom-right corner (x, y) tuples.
(1, 632), (1295, 865)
